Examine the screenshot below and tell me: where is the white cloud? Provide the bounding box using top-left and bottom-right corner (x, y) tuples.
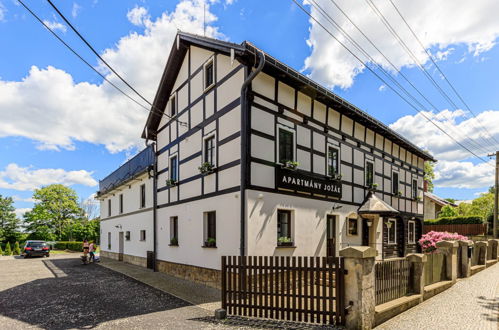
(12, 196), (36, 203)
(389, 108), (499, 188)
(378, 84), (386, 92)
(0, 163), (98, 191)
(0, 2), (6, 22)
(127, 6), (149, 26)
(15, 208), (31, 219)
(42, 20), (67, 33)
(72, 3), (81, 18)
(0, 0), (224, 153)
(304, 0), (499, 89)
(434, 160), (494, 189)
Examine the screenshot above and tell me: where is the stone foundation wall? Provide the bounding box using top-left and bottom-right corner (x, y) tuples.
(101, 250), (119, 260)
(156, 259), (221, 289)
(101, 251), (147, 268)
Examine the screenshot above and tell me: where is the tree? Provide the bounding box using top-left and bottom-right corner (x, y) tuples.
(439, 205), (458, 217)
(444, 198), (456, 204)
(24, 185), (85, 240)
(3, 242), (12, 256)
(0, 195), (21, 243)
(13, 242), (21, 255)
(424, 161), (435, 192)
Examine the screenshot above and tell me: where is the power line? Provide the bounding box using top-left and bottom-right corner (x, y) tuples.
(291, 0), (492, 166)
(387, 0), (499, 146)
(18, 0), (186, 127)
(363, 0), (496, 153)
(310, 0), (489, 157)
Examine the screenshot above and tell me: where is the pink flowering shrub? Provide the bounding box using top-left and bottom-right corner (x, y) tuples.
(418, 231), (468, 253)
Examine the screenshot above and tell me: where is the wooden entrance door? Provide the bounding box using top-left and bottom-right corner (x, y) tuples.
(326, 215), (337, 257)
(118, 231), (124, 261)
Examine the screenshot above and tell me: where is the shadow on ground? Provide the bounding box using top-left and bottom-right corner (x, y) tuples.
(477, 295), (499, 322)
(190, 315), (343, 329)
(0, 258), (191, 329)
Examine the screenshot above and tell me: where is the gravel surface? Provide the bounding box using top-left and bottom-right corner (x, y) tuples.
(0, 254), (339, 330)
(376, 263), (499, 330)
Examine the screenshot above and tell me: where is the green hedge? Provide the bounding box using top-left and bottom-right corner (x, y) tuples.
(53, 241), (84, 251)
(424, 216), (484, 225)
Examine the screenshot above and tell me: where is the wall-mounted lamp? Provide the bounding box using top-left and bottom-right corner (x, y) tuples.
(257, 193), (264, 200)
(385, 221), (393, 229)
(115, 225), (122, 230)
(331, 203), (343, 211)
(366, 219), (373, 227)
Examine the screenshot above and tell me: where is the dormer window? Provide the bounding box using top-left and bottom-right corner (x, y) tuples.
(204, 57), (215, 90)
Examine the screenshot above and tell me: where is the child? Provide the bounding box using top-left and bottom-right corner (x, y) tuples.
(89, 241), (95, 263)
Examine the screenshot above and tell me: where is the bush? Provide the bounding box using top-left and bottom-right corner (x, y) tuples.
(0, 245), (3, 255)
(13, 242), (21, 255)
(424, 216), (484, 225)
(53, 241), (84, 251)
(419, 231), (468, 253)
(3, 242), (12, 256)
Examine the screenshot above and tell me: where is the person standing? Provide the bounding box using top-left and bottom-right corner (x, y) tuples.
(88, 241), (95, 263)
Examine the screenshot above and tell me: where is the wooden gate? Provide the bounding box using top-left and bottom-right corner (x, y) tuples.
(375, 258), (412, 305)
(221, 256), (346, 325)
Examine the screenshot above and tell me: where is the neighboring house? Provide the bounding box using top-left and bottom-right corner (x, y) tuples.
(96, 145), (155, 267)
(98, 32), (435, 287)
(424, 191), (457, 220)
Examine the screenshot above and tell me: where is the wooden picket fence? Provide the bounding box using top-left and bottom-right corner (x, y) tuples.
(221, 256), (346, 325)
(375, 258), (412, 305)
(423, 224), (487, 236)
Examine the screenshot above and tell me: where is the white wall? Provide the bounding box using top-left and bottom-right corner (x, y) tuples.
(246, 189), (363, 258)
(156, 191), (240, 270)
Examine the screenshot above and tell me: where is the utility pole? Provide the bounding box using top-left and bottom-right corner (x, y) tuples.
(489, 151), (499, 238)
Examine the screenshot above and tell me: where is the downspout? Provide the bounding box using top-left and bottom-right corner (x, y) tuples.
(240, 49), (265, 257)
(145, 133), (158, 272)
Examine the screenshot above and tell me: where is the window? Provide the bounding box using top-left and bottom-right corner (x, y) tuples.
(365, 161), (374, 187)
(108, 232), (111, 250)
(408, 221), (416, 244)
(140, 230), (146, 241)
(277, 210), (293, 244)
(170, 216), (178, 245)
(278, 126), (295, 164)
(387, 219), (397, 244)
(170, 155), (178, 182)
(170, 94), (176, 116)
(140, 184), (146, 208)
(327, 146), (339, 177)
(108, 199), (111, 217)
(347, 216), (358, 236)
(125, 231), (130, 241)
(119, 194), (123, 214)
(204, 58), (215, 90)
(412, 179), (418, 200)
(204, 211), (216, 247)
(392, 172), (400, 195)
(204, 135), (215, 165)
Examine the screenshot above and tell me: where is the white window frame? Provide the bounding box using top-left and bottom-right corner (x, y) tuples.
(203, 56), (216, 91)
(202, 132), (217, 167)
(119, 194), (123, 214)
(169, 153), (178, 181)
(277, 209), (294, 244)
(108, 199), (111, 217)
(140, 230), (146, 241)
(365, 160), (374, 187)
(408, 220), (416, 244)
(169, 92), (177, 117)
(140, 184), (146, 209)
(326, 144), (340, 177)
(387, 219), (397, 244)
(125, 231), (130, 241)
(276, 124), (296, 165)
(412, 178), (418, 200)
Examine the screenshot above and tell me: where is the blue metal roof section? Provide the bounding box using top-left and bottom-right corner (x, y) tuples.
(98, 145), (154, 196)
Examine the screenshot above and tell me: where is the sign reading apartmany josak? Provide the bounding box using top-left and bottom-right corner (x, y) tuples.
(275, 168), (342, 198)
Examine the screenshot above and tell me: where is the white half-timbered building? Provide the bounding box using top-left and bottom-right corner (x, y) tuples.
(98, 32), (435, 287)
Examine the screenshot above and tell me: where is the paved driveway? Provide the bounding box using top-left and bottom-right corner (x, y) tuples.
(0, 254), (226, 329)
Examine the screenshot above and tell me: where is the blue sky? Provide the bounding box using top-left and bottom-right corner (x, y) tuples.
(1, 0), (499, 217)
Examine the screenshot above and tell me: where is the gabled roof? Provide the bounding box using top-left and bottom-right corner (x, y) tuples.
(143, 31), (435, 162)
(358, 192), (399, 215)
(424, 192), (457, 207)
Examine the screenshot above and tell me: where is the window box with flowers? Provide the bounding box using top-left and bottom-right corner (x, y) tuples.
(277, 236), (294, 247)
(282, 160), (299, 171)
(368, 183), (378, 191)
(165, 179), (177, 187)
(199, 162), (216, 175)
(204, 237), (217, 248)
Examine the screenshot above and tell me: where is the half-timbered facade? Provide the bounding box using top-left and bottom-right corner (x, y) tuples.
(99, 32), (435, 286)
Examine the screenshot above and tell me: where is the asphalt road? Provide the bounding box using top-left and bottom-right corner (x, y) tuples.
(0, 254), (225, 329)
(0, 254), (336, 330)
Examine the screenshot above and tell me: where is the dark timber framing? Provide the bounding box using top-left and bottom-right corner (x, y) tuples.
(142, 31), (434, 260)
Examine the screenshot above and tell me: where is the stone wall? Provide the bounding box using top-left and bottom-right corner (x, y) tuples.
(101, 250), (119, 260)
(156, 259), (221, 289)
